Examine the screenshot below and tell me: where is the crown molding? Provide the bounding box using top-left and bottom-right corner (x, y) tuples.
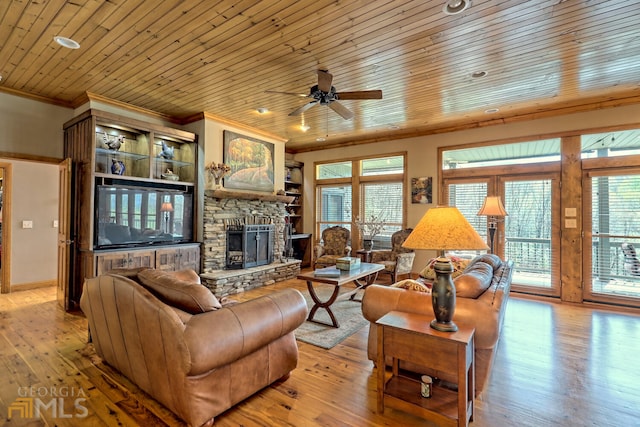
(183, 112), (288, 143)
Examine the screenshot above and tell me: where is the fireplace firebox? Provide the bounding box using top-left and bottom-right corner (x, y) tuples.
(226, 224), (274, 269)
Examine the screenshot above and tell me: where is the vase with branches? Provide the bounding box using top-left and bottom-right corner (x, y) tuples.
(355, 211), (386, 250)
(205, 162), (231, 189)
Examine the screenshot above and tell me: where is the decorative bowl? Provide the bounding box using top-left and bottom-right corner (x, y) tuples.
(162, 173), (179, 181)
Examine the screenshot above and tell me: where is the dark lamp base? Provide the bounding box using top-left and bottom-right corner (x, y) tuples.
(430, 319), (459, 332)
(431, 255), (458, 333)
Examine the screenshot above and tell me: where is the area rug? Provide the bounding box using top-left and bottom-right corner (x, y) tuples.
(295, 286), (368, 349)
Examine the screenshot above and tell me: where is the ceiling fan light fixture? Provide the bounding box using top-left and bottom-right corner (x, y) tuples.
(256, 107), (269, 114)
(300, 124), (310, 132)
(54, 36), (80, 49)
(443, 0), (472, 15)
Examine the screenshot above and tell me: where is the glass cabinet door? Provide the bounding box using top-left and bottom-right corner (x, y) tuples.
(152, 134), (195, 183)
(95, 124), (149, 178)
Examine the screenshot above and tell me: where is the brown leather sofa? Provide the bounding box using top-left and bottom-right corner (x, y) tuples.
(361, 254), (513, 397)
(80, 268), (307, 427)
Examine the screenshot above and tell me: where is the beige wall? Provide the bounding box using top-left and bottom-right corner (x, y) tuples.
(0, 92), (72, 159)
(292, 103), (640, 271)
(0, 92), (74, 287)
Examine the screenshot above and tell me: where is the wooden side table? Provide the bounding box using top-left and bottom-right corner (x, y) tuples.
(376, 310), (475, 427)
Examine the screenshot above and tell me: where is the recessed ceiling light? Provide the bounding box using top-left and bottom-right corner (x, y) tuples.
(54, 36), (80, 49)
(484, 108), (500, 114)
(388, 125), (400, 130)
(471, 70), (488, 78)
(316, 137), (326, 142)
(443, 0), (472, 15)
(256, 107), (268, 114)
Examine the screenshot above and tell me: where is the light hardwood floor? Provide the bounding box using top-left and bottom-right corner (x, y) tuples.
(0, 277), (638, 426)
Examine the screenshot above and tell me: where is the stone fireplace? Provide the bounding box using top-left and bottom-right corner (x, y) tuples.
(200, 189), (301, 296)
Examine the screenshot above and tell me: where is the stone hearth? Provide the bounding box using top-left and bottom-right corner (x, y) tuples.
(200, 260), (301, 297)
(201, 189), (301, 296)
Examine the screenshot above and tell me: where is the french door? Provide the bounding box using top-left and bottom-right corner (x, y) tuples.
(445, 174), (560, 297)
(583, 169), (640, 307)
(501, 175), (560, 297)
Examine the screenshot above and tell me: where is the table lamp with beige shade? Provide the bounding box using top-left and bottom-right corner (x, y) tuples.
(403, 206), (489, 332)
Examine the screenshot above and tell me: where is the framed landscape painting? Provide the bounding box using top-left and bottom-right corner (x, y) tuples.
(223, 131), (274, 192)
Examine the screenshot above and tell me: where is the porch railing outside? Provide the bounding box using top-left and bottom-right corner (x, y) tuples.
(503, 235), (640, 296)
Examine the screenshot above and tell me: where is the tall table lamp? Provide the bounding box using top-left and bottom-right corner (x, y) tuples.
(160, 201), (174, 234)
(477, 196), (508, 254)
(403, 206), (488, 332)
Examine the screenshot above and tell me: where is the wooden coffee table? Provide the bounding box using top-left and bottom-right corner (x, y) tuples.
(297, 262), (384, 328)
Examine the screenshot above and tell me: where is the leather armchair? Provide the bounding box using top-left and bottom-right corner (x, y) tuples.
(621, 243), (640, 276)
(370, 228), (415, 283)
(80, 269), (307, 427)
(314, 226), (352, 268)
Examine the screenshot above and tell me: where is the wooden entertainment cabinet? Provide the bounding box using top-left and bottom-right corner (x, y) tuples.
(63, 109), (200, 309)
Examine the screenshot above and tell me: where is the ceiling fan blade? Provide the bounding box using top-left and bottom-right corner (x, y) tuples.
(329, 101), (354, 120)
(336, 90), (383, 100)
(265, 90), (308, 98)
(289, 101), (318, 116)
(317, 70), (333, 92)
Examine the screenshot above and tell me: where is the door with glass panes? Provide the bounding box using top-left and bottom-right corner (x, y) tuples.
(446, 174), (560, 296)
(584, 170), (640, 306)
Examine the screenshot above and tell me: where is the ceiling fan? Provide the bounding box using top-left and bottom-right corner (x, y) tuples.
(266, 70), (382, 120)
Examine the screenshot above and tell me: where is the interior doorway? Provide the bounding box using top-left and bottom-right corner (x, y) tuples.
(0, 163), (12, 293)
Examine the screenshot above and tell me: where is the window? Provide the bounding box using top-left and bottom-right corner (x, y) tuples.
(316, 185), (353, 234)
(315, 154), (406, 250)
(581, 129), (640, 159)
(361, 181), (404, 245)
(317, 161), (352, 179)
(442, 139), (561, 169)
(361, 156), (404, 176)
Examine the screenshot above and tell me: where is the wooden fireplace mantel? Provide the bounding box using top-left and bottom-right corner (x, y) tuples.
(205, 189), (294, 204)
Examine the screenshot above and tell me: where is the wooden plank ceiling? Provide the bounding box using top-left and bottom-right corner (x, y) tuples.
(1, 0), (639, 152)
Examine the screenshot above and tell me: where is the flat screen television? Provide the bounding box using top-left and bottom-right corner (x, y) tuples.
(94, 178), (194, 250)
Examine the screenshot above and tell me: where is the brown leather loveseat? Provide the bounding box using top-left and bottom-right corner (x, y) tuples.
(361, 254), (513, 397)
(80, 268), (307, 427)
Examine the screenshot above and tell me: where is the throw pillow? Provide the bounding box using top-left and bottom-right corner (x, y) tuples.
(420, 256), (471, 281)
(454, 261), (493, 298)
(137, 269), (222, 314)
(391, 279), (432, 293)
(466, 253), (503, 271)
